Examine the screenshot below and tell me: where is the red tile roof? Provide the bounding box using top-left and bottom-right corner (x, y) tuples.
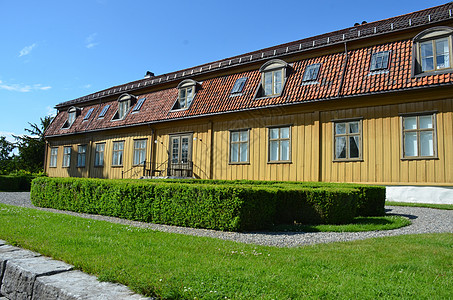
(45, 3), (453, 137)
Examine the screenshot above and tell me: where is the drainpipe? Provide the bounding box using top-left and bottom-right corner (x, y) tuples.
(337, 42), (349, 98)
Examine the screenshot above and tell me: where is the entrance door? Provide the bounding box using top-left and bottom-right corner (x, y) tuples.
(168, 134), (193, 177)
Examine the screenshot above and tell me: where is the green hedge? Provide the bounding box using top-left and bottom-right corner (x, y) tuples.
(31, 177), (383, 231)
(0, 175), (35, 192)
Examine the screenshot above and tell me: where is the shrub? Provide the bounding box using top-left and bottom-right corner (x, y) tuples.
(0, 175), (35, 191)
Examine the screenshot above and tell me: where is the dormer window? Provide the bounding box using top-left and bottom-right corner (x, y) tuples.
(172, 79), (199, 110)
(413, 27), (453, 75)
(302, 63), (321, 82)
(112, 94), (136, 121)
(255, 59), (288, 98)
(370, 51), (390, 72)
(61, 106), (80, 129)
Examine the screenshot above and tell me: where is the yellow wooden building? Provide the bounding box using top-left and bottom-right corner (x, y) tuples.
(45, 3), (453, 203)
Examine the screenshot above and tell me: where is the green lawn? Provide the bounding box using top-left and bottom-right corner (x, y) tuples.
(0, 203), (451, 299)
(386, 201), (453, 210)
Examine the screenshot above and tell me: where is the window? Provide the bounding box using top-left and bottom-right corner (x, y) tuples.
(370, 51), (390, 71)
(61, 107), (80, 129)
(62, 146), (71, 167)
(413, 27), (453, 75)
(268, 126), (291, 162)
(49, 147), (58, 168)
(94, 143), (105, 167)
(402, 113), (436, 158)
(98, 105), (110, 118)
(112, 141), (124, 166)
(77, 145), (87, 167)
(133, 139), (147, 166)
(83, 108), (94, 121)
(172, 79), (199, 110)
(334, 120), (362, 160)
(112, 94), (135, 121)
(231, 77), (247, 94)
(302, 63), (321, 81)
(230, 130), (249, 163)
(257, 59), (288, 98)
(132, 98), (146, 112)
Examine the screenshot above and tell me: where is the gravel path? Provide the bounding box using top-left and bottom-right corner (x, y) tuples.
(1, 192), (452, 248)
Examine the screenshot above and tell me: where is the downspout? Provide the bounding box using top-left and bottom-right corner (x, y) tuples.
(337, 42), (349, 97)
(43, 141), (49, 174)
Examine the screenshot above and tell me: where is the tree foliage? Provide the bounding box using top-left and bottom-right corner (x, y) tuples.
(14, 116), (53, 173)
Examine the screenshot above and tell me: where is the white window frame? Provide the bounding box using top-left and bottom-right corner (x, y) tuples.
(77, 145), (87, 168)
(229, 129), (250, 164)
(94, 143), (105, 167)
(49, 147), (58, 168)
(173, 79), (199, 110)
(62, 146), (71, 168)
(112, 141), (124, 166)
(333, 119), (363, 161)
(133, 139), (147, 166)
(401, 112), (437, 159)
(268, 126), (291, 163)
(257, 59), (288, 99)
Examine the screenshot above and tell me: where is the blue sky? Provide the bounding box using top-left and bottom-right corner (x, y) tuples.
(0, 0), (447, 142)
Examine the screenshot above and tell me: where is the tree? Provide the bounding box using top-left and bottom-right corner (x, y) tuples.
(0, 136), (15, 173)
(14, 116), (53, 173)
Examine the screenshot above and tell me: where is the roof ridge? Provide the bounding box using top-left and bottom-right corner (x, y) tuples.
(56, 2), (453, 109)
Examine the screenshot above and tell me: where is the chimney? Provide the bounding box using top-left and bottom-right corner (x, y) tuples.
(145, 71), (155, 78)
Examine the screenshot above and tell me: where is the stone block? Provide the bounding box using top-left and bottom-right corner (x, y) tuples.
(33, 270), (150, 300)
(1, 256), (73, 300)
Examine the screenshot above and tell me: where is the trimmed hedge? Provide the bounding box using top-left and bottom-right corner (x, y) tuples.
(0, 175), (35, 192)
(31, 177), (384, 231)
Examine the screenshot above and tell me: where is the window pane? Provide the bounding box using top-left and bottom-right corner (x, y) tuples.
(231, 132), (239, 142)
(335, 137), (346, 159)
(270, 140), (279, 161)
(172, 139), (179, 163)
(274, 70), (282, 94)
(269, 128), (279, 139)
(404, 117), (417, 130)
(349, 122), (359, 133)
(240, 131), (248, 141)
(349, 136), (360, 158)
(181, 138), (189, 163)
(240, 143), (248, 162)
(420, 131), (434, 156)
(419, 115), (433, 129)
(264, 72), (272, 95)
(436, 38), (450, 69)
(186, 88), (194, 107)
(280, 127), (290, 139)
(335, 123), (346, 135)
(404, 132), (418, 157)
(230, 143), (238, 162)
(280, 140), (290, 161)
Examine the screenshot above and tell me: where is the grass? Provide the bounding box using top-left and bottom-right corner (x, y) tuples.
(272, 215), (411, 232)
(0, 203), (451, 299)
(386, 201), (453, 210)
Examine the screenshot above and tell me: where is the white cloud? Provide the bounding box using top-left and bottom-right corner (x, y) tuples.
(19, 43), (37, 57)
(83, 84), (92, 89)
(0, 80), (51, 93)
(0, 131), (17, 143)
(85, 33), (99, 49)
(46, 106), (57, 117)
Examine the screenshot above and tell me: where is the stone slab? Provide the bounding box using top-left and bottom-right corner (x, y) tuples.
(0, 240), (5, 246)
(1, 256), (73, 300)
(33, 270), (150, 300)
(0, 247), (41, 287)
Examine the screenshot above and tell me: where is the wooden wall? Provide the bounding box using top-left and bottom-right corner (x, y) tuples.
(46, 97), (453, 185)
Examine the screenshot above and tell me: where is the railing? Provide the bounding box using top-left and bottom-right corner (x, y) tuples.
(121, 159), (193, 179)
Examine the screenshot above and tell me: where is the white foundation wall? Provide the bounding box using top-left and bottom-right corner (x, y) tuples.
(386, 186), (453, 204)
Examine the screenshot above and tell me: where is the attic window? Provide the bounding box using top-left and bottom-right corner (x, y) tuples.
(83, 108), (94, 121)
(112, 94), (136, 121)
(255, 59), (288, 99)
(172, 79), (199, 110)
(370, 51), (390, 71)
(231, 77), (247, 94)
(302, 63), (321, 81)
(413, 27), (453, 75)
(98, 105), (110, 118)
(132, 98), (146, 112)
(61, 106), (80, 129)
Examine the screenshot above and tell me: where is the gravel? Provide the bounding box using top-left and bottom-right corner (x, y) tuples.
(1, 192), (452, 248)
